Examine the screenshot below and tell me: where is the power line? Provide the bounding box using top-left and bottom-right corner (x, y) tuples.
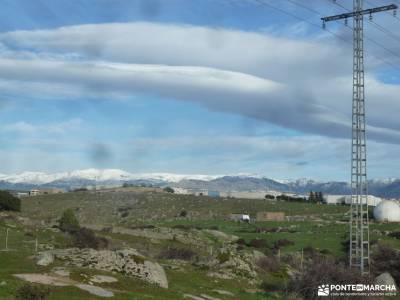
(330, 0), (400, 44)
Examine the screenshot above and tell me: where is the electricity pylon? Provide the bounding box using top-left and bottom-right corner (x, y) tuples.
(322, 1), (397, 274)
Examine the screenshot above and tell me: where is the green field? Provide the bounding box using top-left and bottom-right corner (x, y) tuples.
(0, 189), (398, 299)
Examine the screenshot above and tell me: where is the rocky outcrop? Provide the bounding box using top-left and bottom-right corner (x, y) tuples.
(47, 248), (168, 288)
(376, 272), (398, 289)
(36, 252), (54, 266)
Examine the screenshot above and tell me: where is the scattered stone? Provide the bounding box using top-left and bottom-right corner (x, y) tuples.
(52, 267), (70, 277)
(376, 272), (398, 289)
(212, 289), (234, 296)
(76, 284), (114, 298)
(91, 275), (118, 284)
(14, 274), (74, 286)
(36, 252), (54, 266)
(200, 294), (221, 300)
(183, 294), (205, 300)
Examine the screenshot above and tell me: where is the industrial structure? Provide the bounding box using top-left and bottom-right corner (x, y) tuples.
(322, 1), (398, 274)
(373, 201), (400, 223)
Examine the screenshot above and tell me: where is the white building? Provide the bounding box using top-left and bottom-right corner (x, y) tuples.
(373, 200), (400, 222)
(324, 194), (382, 207)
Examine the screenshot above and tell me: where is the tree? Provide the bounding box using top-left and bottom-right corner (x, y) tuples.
(308, 191), (316, 203)
(163, 187), (175, 193)
(59, 209), (80, 233)
(0, 190), (21, 212)
(316, 191), (324, 203)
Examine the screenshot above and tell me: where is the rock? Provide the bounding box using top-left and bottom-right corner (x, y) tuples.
(0, 281), (6, 286)
(200, 294), (221, 300)
(52, 267), (70, 277)
(14, 274), (74, 286)
(204, 230), (238, 243)
(76, 284), (114, 298)
(36, 252), (54, 266)
(49, 248), (168, 288)
(91, 275), (118, 283)
(212, 289), (234, 296)
(183, 294), (205, 300)
(376, 272), (398, 289)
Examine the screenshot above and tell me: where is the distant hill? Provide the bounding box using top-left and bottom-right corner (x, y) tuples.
(0, 168), (399, 198)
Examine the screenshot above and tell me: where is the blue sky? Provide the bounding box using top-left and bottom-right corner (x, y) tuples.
(0, 0), (399, 181)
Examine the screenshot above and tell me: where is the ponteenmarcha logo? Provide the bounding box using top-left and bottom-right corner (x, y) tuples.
(317, 285), (330, 296)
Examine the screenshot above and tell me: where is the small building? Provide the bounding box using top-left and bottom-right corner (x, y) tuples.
(256, 211), (285, 222)
(230, 213), (250, 222)
(29, 188), (65, 196)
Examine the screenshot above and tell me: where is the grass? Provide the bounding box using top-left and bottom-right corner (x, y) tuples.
(0, 190), (397, 299)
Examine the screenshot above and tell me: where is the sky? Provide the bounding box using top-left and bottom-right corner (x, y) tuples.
(0, 0), (399, 181)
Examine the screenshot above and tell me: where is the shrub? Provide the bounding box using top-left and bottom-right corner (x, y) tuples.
(59, 209), (80, 233)
(248, 239), (269, 249)
(273, 239), (294, 250)
(163, 187), (175, 193)
(372, 244), (400, 285)
(217, 251), (231, 263)
(0, 190), (21, 212)
(15, 284), (51, 300)
(72, 227), (109, 250)
(257, 256), (281, 273)
(179, 209), (188, 217)
(158, 247), (196, 261)
(388, 231), (400, 239)
(287, 258), (372, 300)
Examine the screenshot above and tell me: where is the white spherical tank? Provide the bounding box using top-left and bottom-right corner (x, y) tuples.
(373, 200), (400, 222)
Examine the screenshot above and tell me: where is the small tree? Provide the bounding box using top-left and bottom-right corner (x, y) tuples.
(59, 209), (80, 233)
(15, 284), (51, 300)
(0, 190), (21, 212)
(179, 209), (188, 218)
(163, 187), (175, 193)
(308, 191), (316, 203)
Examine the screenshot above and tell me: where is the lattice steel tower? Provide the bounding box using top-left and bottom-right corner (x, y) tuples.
(322, 1), (397, 274)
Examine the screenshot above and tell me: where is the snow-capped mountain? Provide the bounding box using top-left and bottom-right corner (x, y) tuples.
(0, 169), (221, 185)
(0, 168), (399, 198)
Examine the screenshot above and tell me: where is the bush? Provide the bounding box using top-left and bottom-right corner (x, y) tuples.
(388, 231), (400, 239)
(163, 187), (175, 193)
(248, 239), (269, 249)
(59, 209), (80, 233)
(15, 284), (51, 300)
(158, 247), (196, 261)
(0, 190), (21, 212)
(179, 210), (188, 217)
(287, 258), (372, 300)
(372, 244), (400, 285)
(273, 239), (294, 250)
(257, 256), (282, 273)
(72, 227), (109, 250)
(217, 251), (231, 263)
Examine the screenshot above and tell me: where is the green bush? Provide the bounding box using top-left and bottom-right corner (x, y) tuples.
(72, 227), (109, 250)
(217, 251), (231, 263)
(163, 187), (175, 193)
(15, 284), (51, 300)
(59, 209), (80, 233)
(0, 190), (21, 212)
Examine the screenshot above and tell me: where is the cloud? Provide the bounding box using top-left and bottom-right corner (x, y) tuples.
(0, 22), (398, 144)
(1, 118), (83, 135)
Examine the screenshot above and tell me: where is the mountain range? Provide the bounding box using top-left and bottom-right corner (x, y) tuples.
(1, 168), (400, 198)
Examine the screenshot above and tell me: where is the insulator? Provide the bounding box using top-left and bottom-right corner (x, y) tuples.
(394, 10), (397, 17)
(369, 13), (372, 21)
(322, 21), (326, 29)
(345, 18), (348, 26)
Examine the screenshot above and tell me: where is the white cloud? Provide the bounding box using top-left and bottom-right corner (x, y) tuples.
(0, 22), (398, 144)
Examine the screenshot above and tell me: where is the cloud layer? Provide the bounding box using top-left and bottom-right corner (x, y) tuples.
(0, 22), (399, 145)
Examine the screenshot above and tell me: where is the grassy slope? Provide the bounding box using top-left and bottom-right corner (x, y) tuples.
(0, 190), (398, 299)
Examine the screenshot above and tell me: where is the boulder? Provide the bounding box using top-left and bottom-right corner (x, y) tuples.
(376, 272), (398, 289)
(50, 248), (168, 288)
(36, 252), (54, 266)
